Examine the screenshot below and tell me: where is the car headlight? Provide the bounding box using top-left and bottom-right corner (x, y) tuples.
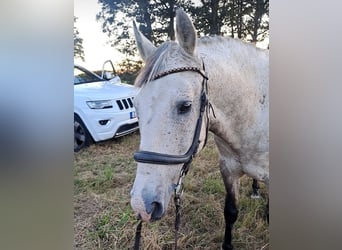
(86, 100), (113, 109)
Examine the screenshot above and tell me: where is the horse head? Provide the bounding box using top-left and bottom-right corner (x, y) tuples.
(130, 9), (209, 222)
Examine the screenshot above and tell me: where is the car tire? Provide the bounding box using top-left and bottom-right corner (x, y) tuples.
(74, 114), (92, 152)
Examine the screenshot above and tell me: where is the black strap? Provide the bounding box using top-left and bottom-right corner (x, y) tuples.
(174, 194), (181, 250)
(133, 61), (211, 250)
(133, 221), (142, 250)
(134, 85), (208, 166)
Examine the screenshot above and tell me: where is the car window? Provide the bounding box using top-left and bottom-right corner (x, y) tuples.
(74, 67), (102, 85)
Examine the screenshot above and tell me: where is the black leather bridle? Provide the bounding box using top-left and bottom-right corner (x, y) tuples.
(133, 64), (210, 169)
(133, 62), (211, 250)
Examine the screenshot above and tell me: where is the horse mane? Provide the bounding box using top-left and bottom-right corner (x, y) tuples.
(199, 35), (267, 52)
(134, 41), (201, 87)
(134, 36), (268, 88)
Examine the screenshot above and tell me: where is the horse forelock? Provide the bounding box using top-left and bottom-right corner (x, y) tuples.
(134, 41), (201, 87)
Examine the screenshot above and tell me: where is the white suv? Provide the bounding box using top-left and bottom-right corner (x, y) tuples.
(74, 61), (139, 152)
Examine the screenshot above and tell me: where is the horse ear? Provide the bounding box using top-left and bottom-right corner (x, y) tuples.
(175, 9), (197, 55)
(133, 21), (156, 61)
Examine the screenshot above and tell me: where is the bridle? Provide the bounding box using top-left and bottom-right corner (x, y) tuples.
(134, 65), (209, 166)
(133, 61), (213, 249)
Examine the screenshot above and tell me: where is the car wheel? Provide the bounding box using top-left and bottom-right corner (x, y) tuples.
(74, 114), (92, 152)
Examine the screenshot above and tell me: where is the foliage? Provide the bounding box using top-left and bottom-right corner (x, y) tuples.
(188, 0), (230, 36)
(191, 0), (269, 42)
(96, 0), (193, 58)
(74, 17), (85, 61)
(96, 0), (269, 48)
(117, 58), (144, 85)
(95, 1), (268, 81)
(243, 0), (269, 43)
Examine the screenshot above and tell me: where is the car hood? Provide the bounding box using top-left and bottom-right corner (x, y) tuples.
(74, 81), (139, 100)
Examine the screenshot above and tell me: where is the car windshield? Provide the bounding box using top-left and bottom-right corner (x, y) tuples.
(74, 66), (103, 85)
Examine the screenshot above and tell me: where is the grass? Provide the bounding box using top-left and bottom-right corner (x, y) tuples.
(74, 132), (269, 249)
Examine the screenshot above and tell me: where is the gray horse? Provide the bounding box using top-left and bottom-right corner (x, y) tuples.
(130, 9), (269, 250)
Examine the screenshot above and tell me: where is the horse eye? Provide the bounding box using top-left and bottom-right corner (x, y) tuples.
(178, 101), (192, 114)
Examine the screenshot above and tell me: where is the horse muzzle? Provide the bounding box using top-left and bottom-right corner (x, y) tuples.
(130, 177), (170, 223)
(131, 195), (165, 222)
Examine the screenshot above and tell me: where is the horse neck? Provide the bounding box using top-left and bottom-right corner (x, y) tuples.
(198, 37), (269, 149)
(198, 37), (268, 91)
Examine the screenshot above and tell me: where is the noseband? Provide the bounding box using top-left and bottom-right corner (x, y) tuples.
(133, 64), (210, 170)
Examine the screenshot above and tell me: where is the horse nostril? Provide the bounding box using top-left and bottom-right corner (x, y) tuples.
(150, 202), (163, 221)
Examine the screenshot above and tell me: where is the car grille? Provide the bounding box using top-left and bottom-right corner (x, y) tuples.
(116, 97), (134, 110)
(116, 122), (139, 135)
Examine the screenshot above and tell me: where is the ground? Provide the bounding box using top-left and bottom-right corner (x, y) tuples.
(74, 132), (269, 249)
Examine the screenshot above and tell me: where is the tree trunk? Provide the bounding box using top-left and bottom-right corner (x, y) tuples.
(210, 0), (220, 35)
(138, 0), (153, 40)
(237, 0), (243, 39)
(251, 0), (265, 43)
(168, 0), (175, 40)
(230, 0), (235, 38)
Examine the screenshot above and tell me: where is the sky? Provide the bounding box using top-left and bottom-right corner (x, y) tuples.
(74, 0), (123, 70)
(74, 0), (269, 70)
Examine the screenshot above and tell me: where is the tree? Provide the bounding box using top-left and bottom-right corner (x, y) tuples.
(96, 0), (194, 57)
(244, 0), (269, 43)
(96, 0), (193, 81)
(117, 58), (144, 84)
(188, 0), (268, 45)
(96, 0), (269, 70)
(74, 17), (85, 61)
(190, 0), (230, 36)
(96, 0), (149, 57)
(223, 0), (269, 43)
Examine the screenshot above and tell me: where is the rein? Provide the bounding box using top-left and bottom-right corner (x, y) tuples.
(133, 62), (211, 250)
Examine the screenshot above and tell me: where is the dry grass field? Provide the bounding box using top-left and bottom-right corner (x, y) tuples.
(74, 132), (269, 250)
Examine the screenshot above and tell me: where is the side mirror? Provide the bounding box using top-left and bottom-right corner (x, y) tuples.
(109, 75), (121, 84)
(101, 60), (117, 79)
(103, 71), (114, 80)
